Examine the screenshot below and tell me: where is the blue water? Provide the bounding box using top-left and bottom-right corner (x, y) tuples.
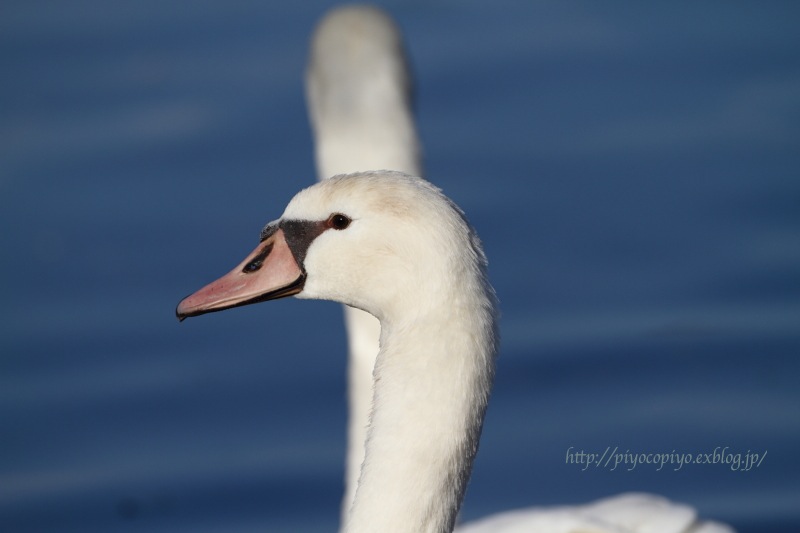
(2, 2), (799, 532)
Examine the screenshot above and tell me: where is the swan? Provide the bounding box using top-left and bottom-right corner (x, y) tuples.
(303, 8), (735, 533)
(176, 171), (733, 533)
(305, 5), (423, 517)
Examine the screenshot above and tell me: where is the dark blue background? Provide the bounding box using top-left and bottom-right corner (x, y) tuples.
(2, 1), (798, 531)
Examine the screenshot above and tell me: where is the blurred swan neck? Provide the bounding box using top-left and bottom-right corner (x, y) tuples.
(344, 285), (497, 533)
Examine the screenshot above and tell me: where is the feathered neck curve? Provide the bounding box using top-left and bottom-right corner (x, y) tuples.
(341, 175), (499, 533)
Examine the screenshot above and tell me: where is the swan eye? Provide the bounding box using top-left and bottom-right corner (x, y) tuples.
(328, 213), (351, 230)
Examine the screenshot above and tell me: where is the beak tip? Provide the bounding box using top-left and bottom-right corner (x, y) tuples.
(176, 298), (191, 322)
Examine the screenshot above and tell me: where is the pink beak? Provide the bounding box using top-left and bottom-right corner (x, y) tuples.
(176, 228), (305, 320)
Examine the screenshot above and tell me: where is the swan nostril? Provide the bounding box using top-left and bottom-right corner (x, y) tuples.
(243, 259), (262, 272)
(242, 243), (273, 273)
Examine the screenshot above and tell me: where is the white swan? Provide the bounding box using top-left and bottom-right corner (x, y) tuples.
(303, 8), (735, 533)
(176, 171), (733, 533)
(306, 5), (423, 516)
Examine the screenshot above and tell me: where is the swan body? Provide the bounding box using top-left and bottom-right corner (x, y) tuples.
(456, 493), (732, 533)
(306, 5), (423, 515)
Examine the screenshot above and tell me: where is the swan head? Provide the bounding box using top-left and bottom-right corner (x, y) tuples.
(177, 171), (490, 324)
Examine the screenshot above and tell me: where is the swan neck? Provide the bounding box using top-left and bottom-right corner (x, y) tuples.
(345, 295), (496, 533)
